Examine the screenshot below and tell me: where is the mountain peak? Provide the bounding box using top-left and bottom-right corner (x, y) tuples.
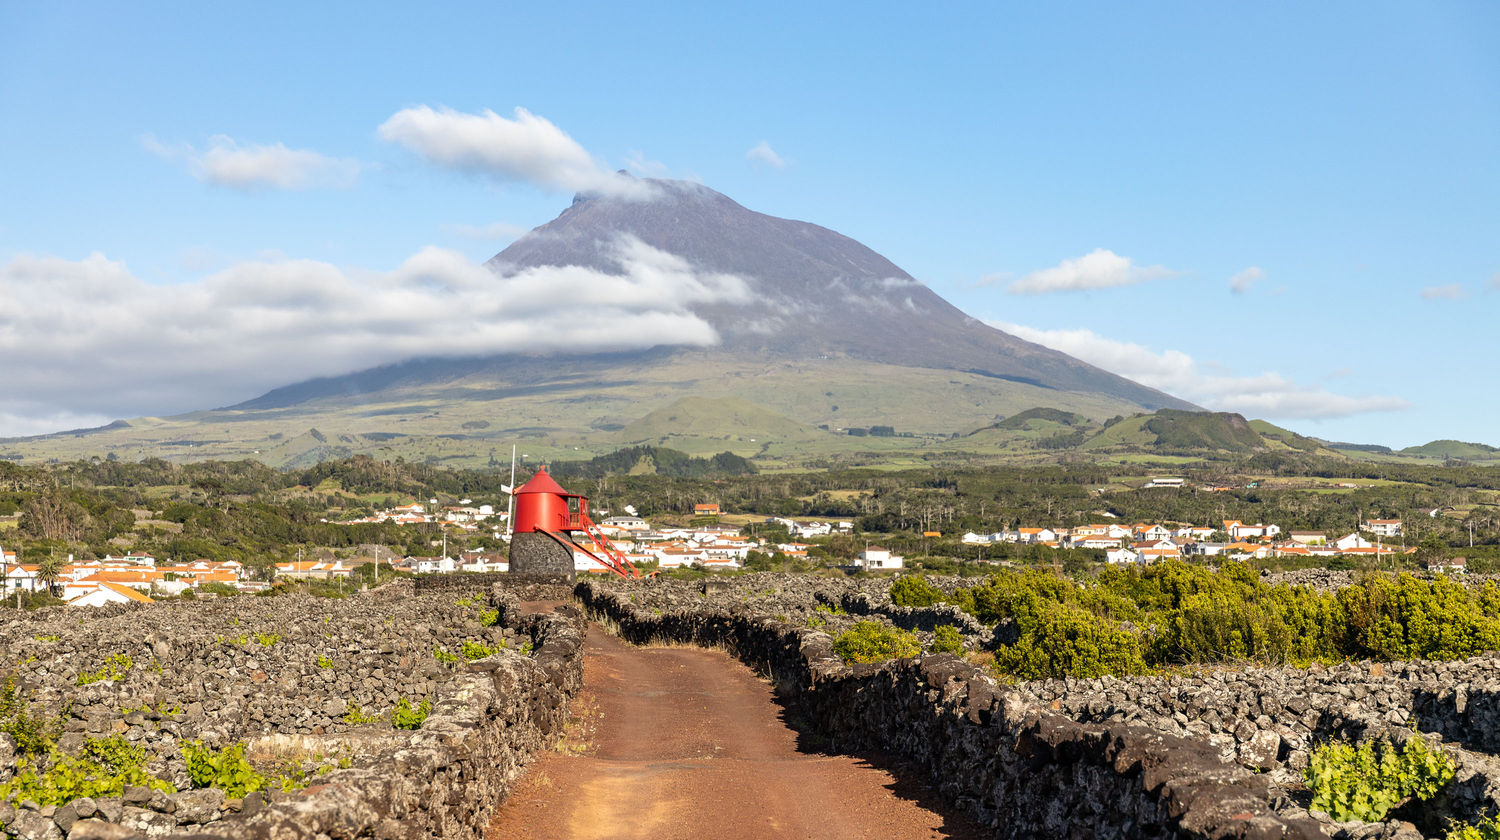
(489, 180), (1194, 412)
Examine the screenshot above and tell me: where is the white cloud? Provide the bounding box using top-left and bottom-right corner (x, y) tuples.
(0, 239), (749, 436)
(377, 106), (651, 198)
(1229, 266), (1263, 294)
(1420, 283), (1467, 300)
(746, 141), (788, 169)
(994, 322), (1410, 420)
(144, 134), (360, 190)
(1489, 272), (1500, 291)
(1006, 248), (1178, 294)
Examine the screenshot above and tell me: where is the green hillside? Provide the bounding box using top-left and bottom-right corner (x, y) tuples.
(617, 396), (821, 447)
(1401, 439), (1500, 459)
(1248, 419), (1329, 453)
(992, 407), (1086, 431)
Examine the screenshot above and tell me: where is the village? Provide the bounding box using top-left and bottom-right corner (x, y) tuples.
(961, 516), (1441, 567)
(0, 479), (1442, 608)
(0, 495), (872, 606)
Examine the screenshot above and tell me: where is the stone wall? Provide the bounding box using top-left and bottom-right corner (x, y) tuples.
(575, 579), (1325, 840)
(0, 581), (585, 840)
(508, 532), (574, 579)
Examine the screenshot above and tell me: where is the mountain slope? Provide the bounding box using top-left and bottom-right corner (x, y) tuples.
(485, 177), (1195, 411)
(3, 178), (1206, 467)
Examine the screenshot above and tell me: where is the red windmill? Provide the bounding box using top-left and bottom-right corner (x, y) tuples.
(510, 467), (639, 579)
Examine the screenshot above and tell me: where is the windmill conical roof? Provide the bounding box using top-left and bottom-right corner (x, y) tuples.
(515, 466), (571, 496)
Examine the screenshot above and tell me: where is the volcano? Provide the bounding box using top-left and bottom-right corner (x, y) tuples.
(6, 178), (1198, 467)
(480, 177), (1191, 409)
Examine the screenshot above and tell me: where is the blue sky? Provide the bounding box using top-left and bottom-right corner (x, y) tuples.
(1, 2), (1496, 447)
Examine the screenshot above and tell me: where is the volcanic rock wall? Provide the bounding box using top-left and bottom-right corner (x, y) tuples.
(575, 579), (1325, 840)
(0, 582), (584, 840)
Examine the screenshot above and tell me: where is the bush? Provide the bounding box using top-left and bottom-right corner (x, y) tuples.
(930, 625), (964, 655)
(1305, 736), (1454, 822)
(889, 574), (944, 608)
(833, 621), (921, 664)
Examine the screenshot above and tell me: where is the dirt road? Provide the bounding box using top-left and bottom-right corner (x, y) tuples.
(488, 623), (986, 840)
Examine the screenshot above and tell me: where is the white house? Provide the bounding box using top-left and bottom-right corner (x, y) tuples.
(857, 546), (904, 571)
(1016, 528), (1059, 544)
(1428, 556), (1466, 575)
(1364, 519), (1404, 538)
(1226, 521), (1280, 540)
(1288, 531), (1328, 546)
(68, 581), (154, 608)
(601, 516), (650, 533)
(1334, 533), (1373, 551)
(1106, 548), (1143, 565)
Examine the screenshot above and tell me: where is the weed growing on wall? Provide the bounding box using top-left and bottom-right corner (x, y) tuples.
(392, 698), (431, 730)
(0, 735), (175, 806)
(75, 653), (133, 685)
(1305, 735), (1454, 822)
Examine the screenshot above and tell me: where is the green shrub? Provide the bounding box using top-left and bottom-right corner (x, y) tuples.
(833, 621), (921, 664)
(1305, 736), (1455, 822)
(343, 703), (381, 725)
(182, 741), (269, 799)
(433, 646), (459, 665)
(392, 698), (431, 730)
(992, 600), (1150, 680)
(253, 632), (280, 647)
(0, 736), (174, 806)
(1448, 814), (1500, 840)
(890, 574), (944, 608)
(930, 625), (964, 655)
(316, 654), (333, 669)
(479, 608), (499, 626)
(461, 640), (497, 661)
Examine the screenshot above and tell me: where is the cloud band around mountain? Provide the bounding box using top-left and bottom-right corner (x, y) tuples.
(994, 322), (1410, 420)
(0, 238), (748, 436)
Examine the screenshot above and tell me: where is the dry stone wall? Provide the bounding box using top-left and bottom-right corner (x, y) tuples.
(0, 581), (584, 840)
(576, 577), (1326, 840)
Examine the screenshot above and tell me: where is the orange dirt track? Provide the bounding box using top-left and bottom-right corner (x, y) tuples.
(488, 618), (988, 840)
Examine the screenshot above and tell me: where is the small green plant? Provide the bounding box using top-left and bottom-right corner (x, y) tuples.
(815, 603), (848, 616)
(253, 632), (280, 647)
(461, 640), (498, 661)
(1305, 735), (1455, 822)
(433, 646), (459, 664)
(520, 640), (535, 656)
(32, 634), (60, 643)
(316, 654), (334, 669)
(0, 735), (174, 806)
(1448, 814), (1500, 840)
(392, 698), (431, 730)
(343, 703), (381, 725)
(182, 740), (268, 798)
(479, 608), (499, 626)
(76, 653), (134, 685)
(832, 621), (922, 664)
(0, 678), (62, 756)
(807, 615), (827, 629)
(454, 595), (477, 607)
(930, 625), (965, 655)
